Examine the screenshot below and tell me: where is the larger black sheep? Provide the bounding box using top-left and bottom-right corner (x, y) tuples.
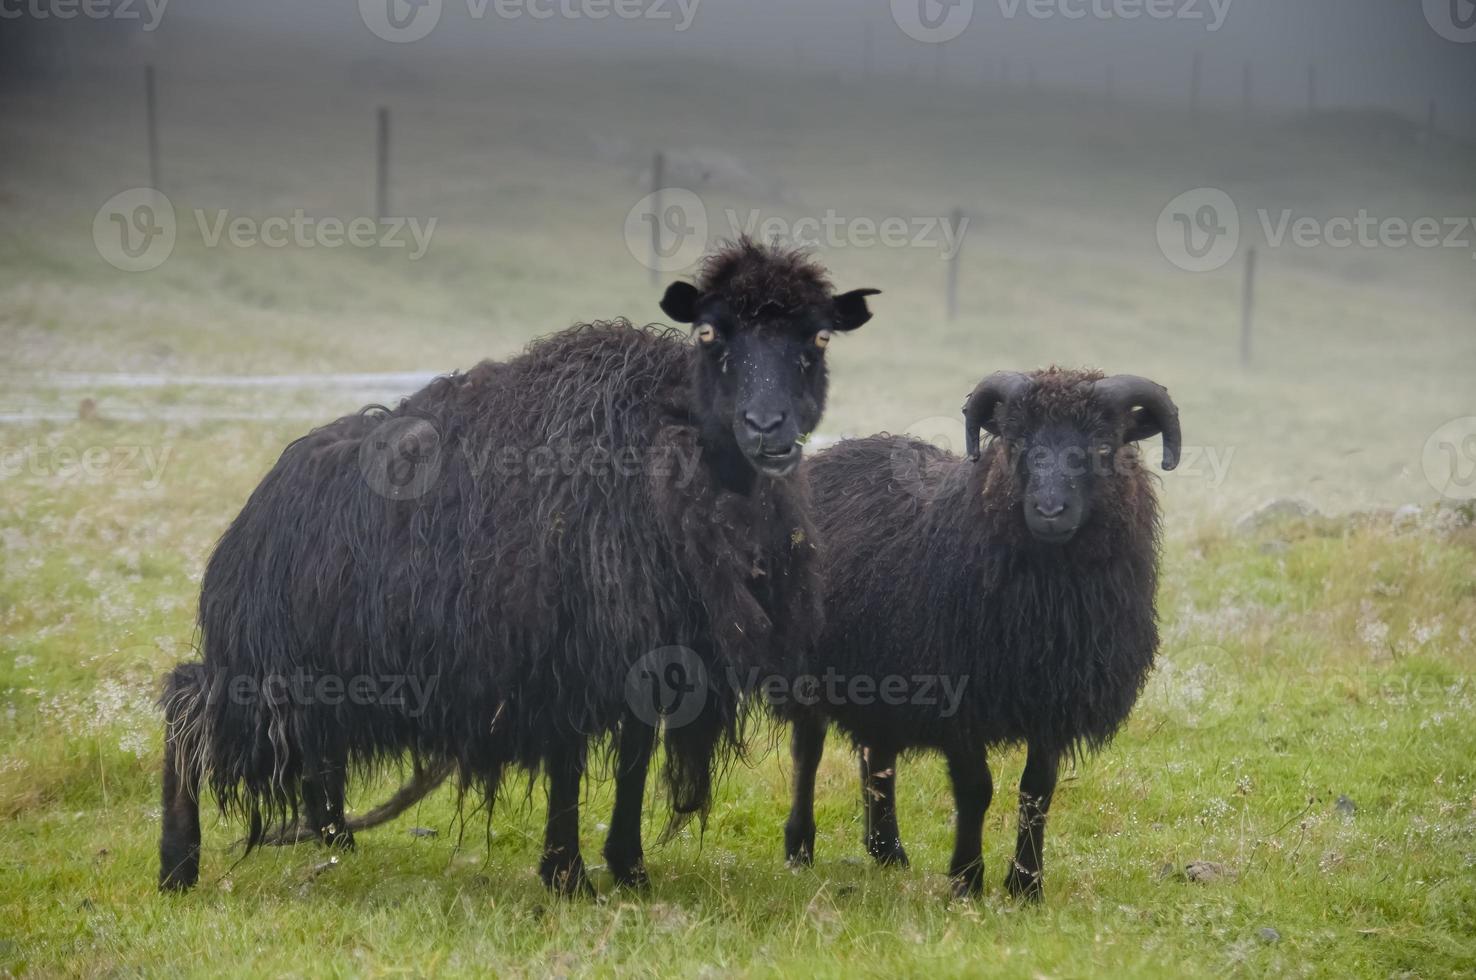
(783, 368), (1180, 900)
(159, 239), (880, 895)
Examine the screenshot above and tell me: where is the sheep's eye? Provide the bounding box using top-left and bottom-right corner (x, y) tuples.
(695, 323), (717, 344)
(814, 329), (833, 349)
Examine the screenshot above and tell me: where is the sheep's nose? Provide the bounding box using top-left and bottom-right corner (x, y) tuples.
(743, 410), (787, 436)
(1034, 500), (1067, 519)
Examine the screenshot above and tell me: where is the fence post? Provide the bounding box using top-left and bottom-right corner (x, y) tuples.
(1240, 246), (1257, 367)
(946, 207), (964, 321)
(1189, 51), (1202, 117)
(1241, 61), (1252, 125)
(649, 151), (665, 286)
(862, 24), (873, 81)
(375, 106), (390, 222)
(145, 64), (160, 191)
(1306, 64), (1316, 112)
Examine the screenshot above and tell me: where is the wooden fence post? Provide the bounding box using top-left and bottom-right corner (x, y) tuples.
(1240, 246), (1257, 366)
(375, 106), (390, 221)
(946, 207), (964, 321)
(649, 151), (665, 286)
(145, 65), (160, 191)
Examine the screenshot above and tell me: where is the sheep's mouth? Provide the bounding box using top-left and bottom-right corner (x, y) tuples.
(752, 444), (801, 476)
(1029, 526), (1078, 545)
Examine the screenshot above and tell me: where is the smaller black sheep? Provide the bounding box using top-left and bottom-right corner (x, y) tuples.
(784, 368), (1181, 900)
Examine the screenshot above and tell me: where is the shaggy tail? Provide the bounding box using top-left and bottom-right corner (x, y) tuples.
(252, 759), (455, 846)
(159, 663), (207, 891)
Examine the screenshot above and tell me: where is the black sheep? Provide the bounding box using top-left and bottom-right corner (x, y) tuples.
(783, 368), (1180, 900)
(159, 239), (880, 895)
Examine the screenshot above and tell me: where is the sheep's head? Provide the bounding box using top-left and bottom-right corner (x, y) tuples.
(661, 239), (877, 478)
(962, 368), (1181, 545)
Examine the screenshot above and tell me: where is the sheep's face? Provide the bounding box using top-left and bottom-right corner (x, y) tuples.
(968, 369), (1181, 547)
(1001, 415), (1121, 545)
(661, 279), (877, 478)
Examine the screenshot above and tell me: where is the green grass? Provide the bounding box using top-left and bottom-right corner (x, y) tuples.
(3, 36), (1475, 978)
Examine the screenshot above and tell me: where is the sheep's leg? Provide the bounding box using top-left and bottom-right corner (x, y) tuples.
(1004, 744), (1060, 902)
(603, 715), (656, 889)
(539, 743), (593, 897)
(860, 745), (908, 868)
(301, 756), (355, 851)
(944, 747), (994, 898)
(158, 707), (202, 891)
(783, 712), (826, 867)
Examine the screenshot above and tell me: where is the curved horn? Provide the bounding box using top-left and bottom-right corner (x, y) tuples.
(1092, 375), (1182, 470)
(961, 372), (1032, 462)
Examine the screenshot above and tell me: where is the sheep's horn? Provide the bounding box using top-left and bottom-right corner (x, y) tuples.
(1092, 375), (1182, 471)
(961, 372), (1033, 462)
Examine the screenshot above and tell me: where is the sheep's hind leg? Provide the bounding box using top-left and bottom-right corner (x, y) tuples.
(603, 715), (656, 889)
(860, 745), (908, 868)
(1004, 743), (1060, 902)
(158, 685), (202, 892)
(301, 757), (355, 851)
(783, 712), (826, 867)
(540, 743), (594, 898)
(944, 746), (994, 898)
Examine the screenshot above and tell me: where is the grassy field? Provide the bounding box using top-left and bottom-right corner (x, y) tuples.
(2, 34), (1475, 977)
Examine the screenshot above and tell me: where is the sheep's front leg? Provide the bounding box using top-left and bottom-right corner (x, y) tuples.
(944, 746), (993, 898)
(603, 715), (655, 889)
(860, 745), (908, 867)
(540, 744), (593, 897)
(783, 711), (826, 866)
(301, 755), (354, 852)
(1005, 743), (1060, 902)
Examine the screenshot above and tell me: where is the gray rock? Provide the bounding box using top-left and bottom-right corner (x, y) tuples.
(1258, 926), (1281, 943)
(1184, 860), (1227, 883)
(1335, 795), (1357, 819)
(1234, 498), (1318, 534)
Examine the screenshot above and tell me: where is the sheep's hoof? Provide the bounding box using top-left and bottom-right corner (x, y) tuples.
(609, 859), (651, 891)
(949, 865), (984, 899)
(1004, 866), (1044, 902)
(540, 854), (595, 898)
(784, 823), (816, 867)
(867, 841), (910, 869)
(320, 828), (356, 852)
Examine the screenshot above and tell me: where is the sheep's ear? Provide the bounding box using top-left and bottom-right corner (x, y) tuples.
(660, 282), (701, 323)
(832, 288), (880, 332)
